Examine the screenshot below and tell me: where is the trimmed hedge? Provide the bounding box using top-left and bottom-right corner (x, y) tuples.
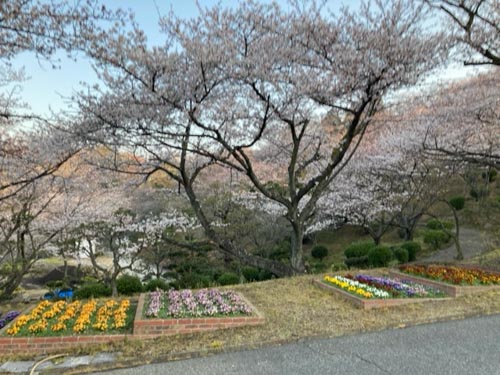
(393, 247), (409, 264)
(423, 229), (450, 250)
(117, 274), (144, 295)
(74, 282), (111, 299)
(426, 218), (453, 230)
(311, 245), (329, 260)
(344, 241), (376, 259)
(400, 241), (421, 262)
(217, 272), (240, 286)
(345, 255), (369, 269)
(367, 246), (393, 267)
(144, 278), (169, 292)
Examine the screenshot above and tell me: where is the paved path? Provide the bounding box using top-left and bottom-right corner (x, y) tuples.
(423, 227), (492, 262)
(96, 314), (500, 375)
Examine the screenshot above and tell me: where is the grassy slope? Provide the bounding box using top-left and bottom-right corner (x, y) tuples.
(8, 274), (499, 364)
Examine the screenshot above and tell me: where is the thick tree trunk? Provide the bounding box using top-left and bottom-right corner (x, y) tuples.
(111, 277), (118, 297)
(0, 272), (24, 300)
(183, 181), (295, 278)
(290, 224), (306, 274)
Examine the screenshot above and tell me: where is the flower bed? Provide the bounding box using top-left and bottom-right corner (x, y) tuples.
(4, 299), (134, 337)
(315, 274), (450, 309)
(0, 311), (21, 330)
(134, 289), (264, 336)
(145, 289), (253, 318)
(398, 264), (500, 285)
(390, 265), (500, 297)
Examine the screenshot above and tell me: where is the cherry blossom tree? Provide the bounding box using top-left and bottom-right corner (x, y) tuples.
(425, 0), (499, 65)
(413, 72), (499, 169)
(0, 176), (70, 299)
(0, 0), (125, 200)
(75, 0), (447, 275)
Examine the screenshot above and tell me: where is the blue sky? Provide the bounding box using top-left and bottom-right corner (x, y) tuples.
(12, 0), (360, 116)
(11, 0), (479, 116)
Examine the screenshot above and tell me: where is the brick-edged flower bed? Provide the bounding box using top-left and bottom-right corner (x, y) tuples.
(134, 289), (265, 336)
(314, 274), (450, 309)
(0, 289), (264, 356)
(390, 265), (500, 297)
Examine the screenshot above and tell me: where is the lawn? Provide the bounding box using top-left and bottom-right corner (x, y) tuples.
(3, 272), (496, 365)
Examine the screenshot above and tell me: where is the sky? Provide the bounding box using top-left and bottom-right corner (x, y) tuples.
(11, 0), (483, 117)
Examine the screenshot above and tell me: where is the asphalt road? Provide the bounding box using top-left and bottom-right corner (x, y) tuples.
(96, 314), (500, 375)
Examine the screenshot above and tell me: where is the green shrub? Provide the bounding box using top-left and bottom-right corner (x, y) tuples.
(393, 247), (409, 264)
(344, 255), (369, 269)
(116, 275), (144, 296)
(470, 188), (488, 200)
(367, 246), (393, 267)
(309, 261), (328, 273)
(311, 245), (329, 260)
(331, 263), (348, 272)
(258, 269), (274, 281)
(482, 169), (497, 182)
(423, 229), (450, 250)
(268, 239), (290, 261)
(74, 282), (111, 299)
(344, 241), (376, 258)
(426, 218), (453, 230)
(242, 267), (260, 282)
(217, 272), (240, 286)
(400, 241), (421, 262)
(449, 196), (465, 211)
(144, 278), (169, 292)
(175, 274), (212, 289)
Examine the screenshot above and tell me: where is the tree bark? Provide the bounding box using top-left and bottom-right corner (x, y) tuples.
(289, 223), (306, 274)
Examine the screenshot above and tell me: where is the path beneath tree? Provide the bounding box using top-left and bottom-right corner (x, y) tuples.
(422, 227), (494, 262)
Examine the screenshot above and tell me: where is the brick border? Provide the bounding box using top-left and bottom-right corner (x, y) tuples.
(133, 292), (265, 336)
(388, 270), (500, 297)
(0, 292), (264, 356)
(313, 279), (452, 310)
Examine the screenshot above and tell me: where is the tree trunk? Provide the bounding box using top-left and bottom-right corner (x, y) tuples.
(290, 224), (306, 274)
(183, 181), (295, 277)
(0, 268), (26, 300)
(111, 277), (118, 297)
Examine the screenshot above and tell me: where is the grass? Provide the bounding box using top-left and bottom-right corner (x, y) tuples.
(4, 271), (500, 368)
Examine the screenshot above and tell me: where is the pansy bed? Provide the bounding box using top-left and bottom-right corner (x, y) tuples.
(4, 298), (134, 337)
(390, 265), (500, 297)
(134, 288), (264, 336)
(314, 274), (449, 309)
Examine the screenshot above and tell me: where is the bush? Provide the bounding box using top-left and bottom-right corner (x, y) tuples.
(400, 241), (421, 262)
(344, 255), (369, 269)
(423, 229), (450, 250)
(116, 275), (144, 296)
(217, 272), (240, 286)
(258, 269), (274, 281)
(242, 267), (260, 282)
(309, 261), (328, 273)
(367, 246), (393, 267)
(393, 247), (409, 264)
(175, 274), (212, 289)
(426, 218), (453, 230)
(483, 169), (497, 182)
(344, 241), (376, 258)
(331, 263), (348, 272)
(74, 282), (111, 299)
(311, 245), (329, 260)
(144, 278), (168, 292)
(449, 196), (465, 211)
(470, 188), (488, 200)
